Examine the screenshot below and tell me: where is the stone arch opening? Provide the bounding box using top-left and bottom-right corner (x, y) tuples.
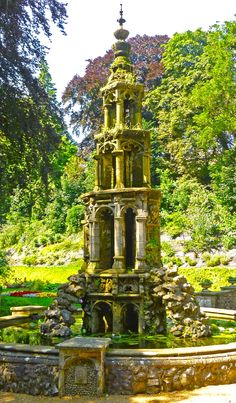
(91, 301), (113, 334)
(97, 207), (114, 270)
(122, 303), (139, 333)
(125, 207), (136, 269)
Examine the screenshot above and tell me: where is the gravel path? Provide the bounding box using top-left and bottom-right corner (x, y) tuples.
(0, 383), (236, 403)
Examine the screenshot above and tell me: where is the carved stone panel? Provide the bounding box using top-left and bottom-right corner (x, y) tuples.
(118, 277), (139, 294)
(64, 359), (96, 396)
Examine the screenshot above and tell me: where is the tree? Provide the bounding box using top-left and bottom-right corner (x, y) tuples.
(0, 0), (68, 221)
(63, 34), (169, 152)
(145, 21), (236, 249)
(1, 0), (67, 98)
(146, 21), (236, 185)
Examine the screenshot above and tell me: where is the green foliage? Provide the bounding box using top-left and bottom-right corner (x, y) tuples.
(22, 255), (38, 266)
(66, 205), (85, 234)
(0, 296), (53, 317)
(185, 256), (197, 266)
(145, 21), (236, 251)
(146, 238), (160, 266)
(0, 1), (67, 222)
(160, 176), (235, 252)
(0, 328), (41, 345)
(6, 263), (82, 285)
(163, 256), (183, 268)
(161, 241), (175, 257)
(211, 319), (236, 330)
(179, 267), (236, 291)
(0, 222), (25, 248)
(202, 254), (230, 267)
(147, 22), (236, 184)
(161, 241), (184, 267)
(23, 279), (55, 292)
(1, 20), (235, 259)
(0, 250), (10, 280)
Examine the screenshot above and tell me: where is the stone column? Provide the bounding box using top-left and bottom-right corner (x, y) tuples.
(116, 101), (124, 126)
(143, 152), (151, 187)
(116, 90), (124, 126)
(135, 102), (142, 128)
(88, 220), (100, 273)
(104, 105), (109, 128)
(135, 215), (147, 272)
(112, 302), (123, 334)
(93, 155), (100, 191)
(112, 216), (125, 272)
(112, 149), (124, 188)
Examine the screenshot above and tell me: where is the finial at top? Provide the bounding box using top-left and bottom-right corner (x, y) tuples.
(117, 4), (126, 27)
(114, 4), (129, 42)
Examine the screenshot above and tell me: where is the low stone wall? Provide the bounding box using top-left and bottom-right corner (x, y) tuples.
(0, 343), (59, 395)
(196, 287), (236, 310)
(105, 344), (236, 394)
(0, 340), (236, 396)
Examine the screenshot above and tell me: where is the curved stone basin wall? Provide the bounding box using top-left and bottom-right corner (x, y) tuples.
(105, 343), (236, 395)
(0, 341), (236, 396)
(0, 344), (59, 395)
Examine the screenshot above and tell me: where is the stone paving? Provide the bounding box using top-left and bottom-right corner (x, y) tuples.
(0, 383), (236, 403)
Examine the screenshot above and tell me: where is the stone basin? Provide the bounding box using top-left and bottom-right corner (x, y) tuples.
(0, 339), (236, 396)
(105, 342), (236, 394)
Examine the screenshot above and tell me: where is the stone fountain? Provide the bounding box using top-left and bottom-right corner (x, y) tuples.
(42, 7), (210, 341)
(2, 7), (236, 399)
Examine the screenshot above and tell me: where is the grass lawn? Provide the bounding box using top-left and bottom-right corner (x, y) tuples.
(6, 260), (83, 285)
(0, 296), (53, 316)
(1, 263), (236, 317)
(0, 262), (83, 316)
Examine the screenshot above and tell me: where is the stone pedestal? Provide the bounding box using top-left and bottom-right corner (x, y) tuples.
(57, 337), (111, 397)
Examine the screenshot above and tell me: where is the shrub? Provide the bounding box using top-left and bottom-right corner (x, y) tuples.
(222, 234), (236, 250)
(23, 279), (55, 292)
(185, 256), (197, 266)
(0, 223), (25, 248)
(202, 254), (230, 267)
(171, 256), (183, 267)
(220, 255), (230, 265)
(161, 241), (175, 257)
(22, 255), (38, 266)
(163, 211), (187, 238)
(202, 252), (211, 262)
(162, 255), (183, 268)
(66, 205), (85, 234)
(207, 255), (222, 267)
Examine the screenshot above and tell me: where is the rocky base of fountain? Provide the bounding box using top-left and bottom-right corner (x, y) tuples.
(41, 274), (86, 338)
(41, 266), (210, 339)
(150, 266), (211, 338)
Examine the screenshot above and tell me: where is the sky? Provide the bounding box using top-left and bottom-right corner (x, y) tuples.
(46, 0), (236, 99)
